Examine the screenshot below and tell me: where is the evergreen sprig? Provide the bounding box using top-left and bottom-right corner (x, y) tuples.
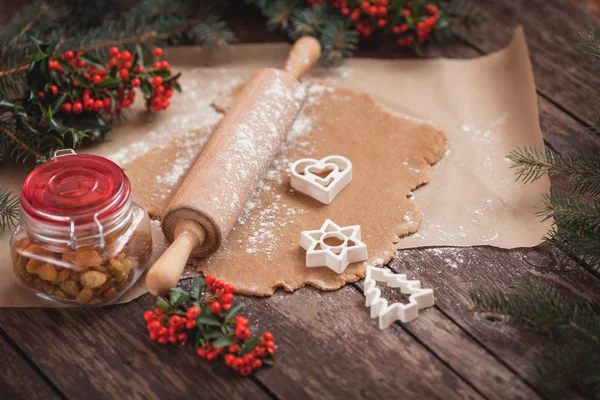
(471, 278), (600, 387)
(250, 0), (485, 66)
(473, 26), (600, 390)
(0, 189), (19, 233)
(508, 146), (600, 196)
(581, 26), (600, 73)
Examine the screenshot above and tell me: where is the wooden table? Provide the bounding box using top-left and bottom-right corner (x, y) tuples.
(2, 1), (600, 399)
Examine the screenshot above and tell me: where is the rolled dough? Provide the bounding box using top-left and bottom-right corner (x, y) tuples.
(124, 81), (446, 296)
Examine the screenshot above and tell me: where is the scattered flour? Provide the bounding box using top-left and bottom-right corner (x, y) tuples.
(229, 80), (329, 259)
(109, 71), (240, 167)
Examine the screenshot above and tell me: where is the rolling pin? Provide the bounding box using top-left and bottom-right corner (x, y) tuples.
(146, 37), (321, 296)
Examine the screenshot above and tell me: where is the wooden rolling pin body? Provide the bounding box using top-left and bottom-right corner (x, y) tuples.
(146, 37), (321, 296)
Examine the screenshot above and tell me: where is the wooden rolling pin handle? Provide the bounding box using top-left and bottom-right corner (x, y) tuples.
(283, 36), (322, 80)
(146, 220), (206, 296)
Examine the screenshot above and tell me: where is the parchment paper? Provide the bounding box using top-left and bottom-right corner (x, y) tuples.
(0, 27), (551, 306)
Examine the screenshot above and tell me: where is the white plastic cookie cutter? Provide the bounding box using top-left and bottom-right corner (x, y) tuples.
(300, 219), (368, 274)
(365, 265), (434, 329)
(290, 155), (352, 204)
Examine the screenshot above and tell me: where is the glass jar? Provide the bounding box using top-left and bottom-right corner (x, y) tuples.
(10, 150), (152, 306)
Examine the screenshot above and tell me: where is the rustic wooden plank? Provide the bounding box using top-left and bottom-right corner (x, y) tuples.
(0, 284), (484, 400)
(387, 245), (600, 400)
(467, 0), (600, 128)
(351, 281), (542, 400)
(0, 304), (269, 400)
(538, 96), (600, 154)
(136, 285), (483, 400)
(0, 333), (61, 400)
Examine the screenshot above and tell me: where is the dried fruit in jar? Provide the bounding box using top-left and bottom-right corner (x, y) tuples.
(36, 264), (58, 282)
(80, 271), (108, 288)
(63, 249), (103, 267)
(11, 230), (152, 305)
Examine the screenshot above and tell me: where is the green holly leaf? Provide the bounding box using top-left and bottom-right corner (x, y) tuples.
(212, 336), (237, 348)
(171, 82), (182, 93)
(56, 58), (73, 73)
(152, 69), (171, 78)
(169, 287), (190, 307)
(196, 314), (222, 327)
(155, 298), (171, 311)
(96, 77), (121, 89)
(192, 277), (205, 301)
(108, 92), (118, 112)
(51, 94), (67, 115)
(134, 44), (144, 68)
(0, 92), (25, 116)
(31, 37), (49, 54)
(240, 337), (261, 354)
(163, 72), (181, 83)
(225, 302), (245, 321)
(27, 58), (44, 94)
(29, 51), (47, 62)
(140, 80), (153, 99)
(79, 52), (105, 69)
(71, 73), (91, 89)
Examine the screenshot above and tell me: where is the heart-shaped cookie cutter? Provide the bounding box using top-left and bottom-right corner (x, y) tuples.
(290, 155), (352, 205)
(364, 265), (434, 329)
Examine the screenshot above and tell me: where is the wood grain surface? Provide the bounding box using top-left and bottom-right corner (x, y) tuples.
(1, 1), (600, 399)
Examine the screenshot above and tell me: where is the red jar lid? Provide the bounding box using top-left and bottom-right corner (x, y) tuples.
(21, 153), (131, 226)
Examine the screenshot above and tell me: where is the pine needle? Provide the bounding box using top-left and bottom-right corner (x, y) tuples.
(471, 277), (600, 387)
(0, 189), (19, 232)
(581, 26), (600, 73)
(508, 146), (600, 196)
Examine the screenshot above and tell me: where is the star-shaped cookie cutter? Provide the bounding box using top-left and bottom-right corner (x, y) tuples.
(300, 219), (368, 274)
(365, 265), (434, 329)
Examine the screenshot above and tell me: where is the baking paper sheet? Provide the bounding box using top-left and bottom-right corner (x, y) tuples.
(0, 27), (550, 306)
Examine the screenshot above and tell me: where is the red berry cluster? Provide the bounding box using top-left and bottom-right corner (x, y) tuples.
(320, 1), (441, 49)
(36, 46), (178, 118)
(143, 306), (201, 344)
(334, 0), (390, 36)
(224, 328), (275, 376)
(143, 276), (275, 376)
(205, 274), (235, 313)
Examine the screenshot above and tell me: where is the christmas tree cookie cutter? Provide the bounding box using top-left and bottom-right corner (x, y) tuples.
(290, 155), (352, 204)
(300, 219), (368, 274)
(364, 265), (435, 329)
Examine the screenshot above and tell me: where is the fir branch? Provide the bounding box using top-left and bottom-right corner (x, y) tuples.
(532, 346), (600, 386)
(508, 146), (600, 196)
(446, 0), (487, 31)
(539, 194), (600, 225)
(290, 4), (330, 39)
(0, 189), (19, 233)
(5, 4), (50, 48)
(546, 224), (600, 271)
(0, 125), (43, 161)
(79, 23), (192, 53)
(580, 26), (600, 73)
(263, 0), (302, 31)
(319, 18), (358, 67)
(0, 64), (30, 79)
(471, 277), (600, 338)
(189, 17), (236, 47)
